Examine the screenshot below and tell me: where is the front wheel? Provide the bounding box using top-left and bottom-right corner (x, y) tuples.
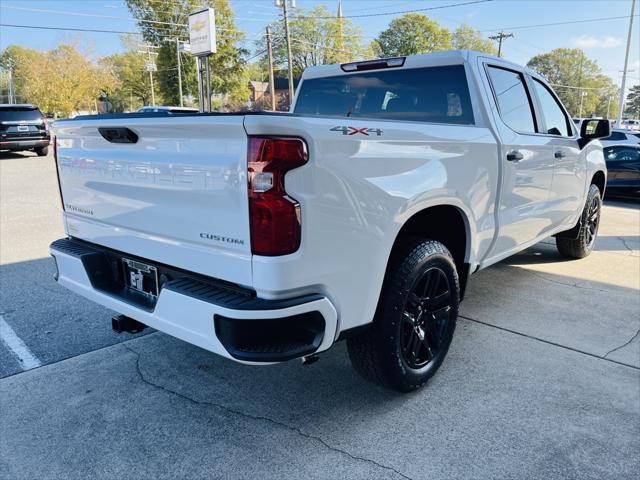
(347, 240), (459, 392)
(556, 184), (602, 259)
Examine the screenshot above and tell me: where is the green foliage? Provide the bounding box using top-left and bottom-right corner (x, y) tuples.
(527, 48), (619, 118)
(101, 36), (157, 111)
(125, 0), (249, 106)
(625, 84), (640, 118)
(373, 13), (451, 57)
(452, 24), (497, 55)
(1, 44), (114, 117)
(257, 5), (368, 79)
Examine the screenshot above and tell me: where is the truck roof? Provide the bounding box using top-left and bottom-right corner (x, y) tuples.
(301, 50), (541, 81)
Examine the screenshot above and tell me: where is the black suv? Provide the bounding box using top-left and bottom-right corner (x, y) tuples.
(0, 104), (51, 156)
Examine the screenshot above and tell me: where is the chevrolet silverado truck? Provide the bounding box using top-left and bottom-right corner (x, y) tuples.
(50, 51), (610, 392)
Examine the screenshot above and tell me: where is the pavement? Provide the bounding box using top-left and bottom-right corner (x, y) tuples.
(1, 150), (639, 479)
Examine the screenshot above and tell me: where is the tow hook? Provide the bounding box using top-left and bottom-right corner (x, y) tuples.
(301, 354), (320, 366)
(111, 315), (146, 334)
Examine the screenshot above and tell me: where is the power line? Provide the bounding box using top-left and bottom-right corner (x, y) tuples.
(0, 23), (249, 42)
(0, 5), (266, 32)
(480, 14), (640, 32)
(0, 23), (145, 36)
(292, 0), (493, 19)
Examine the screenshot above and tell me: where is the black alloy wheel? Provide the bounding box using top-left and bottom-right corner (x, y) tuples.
(401, 267), (453, 369)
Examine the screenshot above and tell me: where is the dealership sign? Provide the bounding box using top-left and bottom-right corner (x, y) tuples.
(188, 8), (216, 56)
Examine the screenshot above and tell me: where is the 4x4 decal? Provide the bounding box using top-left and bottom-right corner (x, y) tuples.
(330, 126), (383, 136)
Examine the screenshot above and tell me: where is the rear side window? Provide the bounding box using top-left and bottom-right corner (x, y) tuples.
(604, 146), (640, 161)
(0, 107), (43, 122)
(486, 66), (536, 133)
(532, 79), (571, 136)
(294, 65), (475, 125)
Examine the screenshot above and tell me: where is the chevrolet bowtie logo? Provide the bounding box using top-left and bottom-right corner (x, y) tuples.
(192, 20), (205, 32)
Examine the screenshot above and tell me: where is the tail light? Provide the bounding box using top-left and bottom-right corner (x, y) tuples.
(247, 136), (308, 256)
(43, 118), (49, 132)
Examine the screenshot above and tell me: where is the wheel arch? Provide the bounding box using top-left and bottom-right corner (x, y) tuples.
(591, 170), (606, 196)
(386, 204), (472, 301)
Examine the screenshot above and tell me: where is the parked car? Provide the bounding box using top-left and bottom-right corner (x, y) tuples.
(0, 104), (51, 156)
(50, 51), (610, 392)
(137, 106), (199, 115)
(603, 144), (640, 195)
(601, 128), (640, 147)
(618, 119), (640, 131)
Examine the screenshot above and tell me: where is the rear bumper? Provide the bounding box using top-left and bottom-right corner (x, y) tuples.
(50, 238), (338, 363)
(0, 138), (50, 151)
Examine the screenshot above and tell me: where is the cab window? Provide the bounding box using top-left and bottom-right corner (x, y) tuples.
(532, 79), (571, 136)
(486, 66), (537, 133)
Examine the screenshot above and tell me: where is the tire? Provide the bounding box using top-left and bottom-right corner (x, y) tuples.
(347, 239), (459, 392)
(35, 146), (49, 157)
(556, 184), (602, 259)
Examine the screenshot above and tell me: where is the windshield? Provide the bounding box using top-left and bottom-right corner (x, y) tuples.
(0, 107), (43, 122)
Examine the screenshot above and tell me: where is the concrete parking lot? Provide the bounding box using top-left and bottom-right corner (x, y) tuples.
(1, 150), (639, 479)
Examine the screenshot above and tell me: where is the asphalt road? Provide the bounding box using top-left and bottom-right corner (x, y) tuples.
(1, 150), (639, 479)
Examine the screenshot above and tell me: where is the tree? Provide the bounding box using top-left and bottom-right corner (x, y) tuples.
(452, 24), (497, 55)
(101, 46), (156, 111)
(258, 5), (368, 79)
(1, 44), (114, 117)
(125, 0), (249, 106)
(625, 84), (640, 118)
(527, 48), (619, 118)
(373, 13), (451, 57)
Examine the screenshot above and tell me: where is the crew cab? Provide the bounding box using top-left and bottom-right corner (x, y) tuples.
(50, 51), (610, 392)
(0, 104), (51, 156)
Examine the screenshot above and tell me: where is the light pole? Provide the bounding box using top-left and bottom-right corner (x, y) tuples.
(616, 0), (636, 126)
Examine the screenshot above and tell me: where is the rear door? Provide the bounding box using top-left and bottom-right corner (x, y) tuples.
(482, 63), (555, 259)
(54, 114), (253, 286)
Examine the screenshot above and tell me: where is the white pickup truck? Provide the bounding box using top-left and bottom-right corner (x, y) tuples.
(51, 51), (610, 392)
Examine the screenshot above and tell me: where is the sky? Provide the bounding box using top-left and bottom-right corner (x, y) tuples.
(1, 0), (639, 92)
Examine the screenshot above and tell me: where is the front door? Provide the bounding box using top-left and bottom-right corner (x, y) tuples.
(529, 77), (585, 227)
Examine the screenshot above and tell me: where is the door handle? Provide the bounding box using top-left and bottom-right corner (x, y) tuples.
(554, 150), (566, 159)
(506, 150), (524, 161)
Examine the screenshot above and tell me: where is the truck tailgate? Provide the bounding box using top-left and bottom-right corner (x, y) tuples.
(54, 115), (252, 287)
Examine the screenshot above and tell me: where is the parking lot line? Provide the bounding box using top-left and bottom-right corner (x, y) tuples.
(0, 314), (41, 370)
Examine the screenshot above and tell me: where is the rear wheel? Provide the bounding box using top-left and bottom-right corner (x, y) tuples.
(35, 146), (49, 156)
(556, 184), (602, 259)
(347, 240), (459, 392)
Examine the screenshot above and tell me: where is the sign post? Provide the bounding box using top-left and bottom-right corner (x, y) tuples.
(188, 8), (216, 113)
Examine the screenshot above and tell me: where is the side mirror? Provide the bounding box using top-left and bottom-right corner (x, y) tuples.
(579, 119), (611, 148)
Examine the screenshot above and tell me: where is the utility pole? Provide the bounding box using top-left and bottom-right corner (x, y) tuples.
(488, 31), (514, 58)
(277, 0), (296, 107)
(138, 44), (158, 106)
(266, 26), (276, 111)
(617, 0), (636, 127)
(176, 38), (183, 107)
(577, 55), (584, 117)
(578, 91), (588, 118)
(7, 63), (14, 103)
(148, 50), (156, 106)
